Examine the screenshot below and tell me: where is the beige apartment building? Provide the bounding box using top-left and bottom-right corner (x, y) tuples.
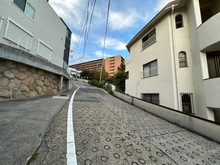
(104, 55), (125, 77)
(126, 0), (220, 123)
(70, 59), (103, 72)
(70, 55), (124, 77)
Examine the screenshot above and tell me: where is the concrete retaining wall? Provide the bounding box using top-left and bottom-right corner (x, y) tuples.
(113, 91), (220, 144)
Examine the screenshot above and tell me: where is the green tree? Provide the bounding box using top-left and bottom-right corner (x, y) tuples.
(111, 64), (126, 92)
(80, 70), (94, 80)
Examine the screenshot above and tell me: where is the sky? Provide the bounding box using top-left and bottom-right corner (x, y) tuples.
(49, 0), (173, 65)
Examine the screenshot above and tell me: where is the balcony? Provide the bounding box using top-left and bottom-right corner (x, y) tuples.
(142, 34), (156, 50)
(198, 12), (220, 52)
(204, 77), (220, 108)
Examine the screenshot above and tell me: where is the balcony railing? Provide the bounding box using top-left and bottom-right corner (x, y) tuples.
(1, 28), (33, 51)
(142, 34), (156, 50)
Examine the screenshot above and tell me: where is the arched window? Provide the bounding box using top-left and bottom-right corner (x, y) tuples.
(179, 51), (187, 67)
(175, 14), (183, 28)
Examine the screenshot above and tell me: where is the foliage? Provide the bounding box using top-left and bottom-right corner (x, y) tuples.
(88, 79), (100, 87)
(80, 69), (109, 82)
(110, 64), (126, 93)
(80, 70), (94, 80)
(105, 83), (113, 95)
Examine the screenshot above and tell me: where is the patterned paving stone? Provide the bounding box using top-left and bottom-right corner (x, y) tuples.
(73, 94), (177, 164)
(73, 81), (220, 165)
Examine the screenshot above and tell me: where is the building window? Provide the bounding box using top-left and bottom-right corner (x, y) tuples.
(142, 28), (156, 50)
(25, 2), (36, 20)
(207, 51), (220, 78)
(13, 0), (36, 20)
(179, 51), (187, 67)
(175, 14), (183, 28)
(13, 0), (26, 11)
(143, 60), (158, 78)
(126, 71), (129, 79)
(142, 94), (159, 105)
(181, 94), (192, 114)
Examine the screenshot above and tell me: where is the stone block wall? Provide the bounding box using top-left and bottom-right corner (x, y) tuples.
(0, 59), (59, 99)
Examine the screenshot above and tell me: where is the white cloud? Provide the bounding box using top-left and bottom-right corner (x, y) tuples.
(71, 33), (79, 43)
(69, 53), (92, 65)
(99, 38), (126, 51)
(109, 10), (140, 30)
(95, 50), (113, 59)
(154, 0), (173, 12)
(49, 0), (86, 29)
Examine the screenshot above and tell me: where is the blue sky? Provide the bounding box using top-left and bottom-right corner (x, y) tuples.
(49, 0), (172, 65)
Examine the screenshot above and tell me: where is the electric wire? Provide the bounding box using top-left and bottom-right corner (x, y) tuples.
(99, 0), (111, 83)
(71, 0), (90, 57)
(71, 0), (96, 62)
(82, 0), (96, 57)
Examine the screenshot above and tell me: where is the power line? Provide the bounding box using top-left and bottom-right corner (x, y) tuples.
(99, 0), (111, 83)
(72, 0), (90, 56)
(82, 0), (96, 57)
(72, 0), (96, 61)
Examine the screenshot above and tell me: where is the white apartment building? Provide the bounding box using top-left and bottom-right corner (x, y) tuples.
(126, 0), (220, 123)
(0, 0), (71, 99)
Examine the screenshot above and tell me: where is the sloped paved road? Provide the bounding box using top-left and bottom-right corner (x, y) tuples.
(73, 81), (220, 165)
(0, 88), (76, 165)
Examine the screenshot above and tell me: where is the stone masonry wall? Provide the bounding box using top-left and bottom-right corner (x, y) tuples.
(0, 59), (59, 100)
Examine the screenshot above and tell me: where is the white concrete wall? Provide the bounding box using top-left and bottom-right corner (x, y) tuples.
(172, 8), (195, 111)
(204, 78), (220, 108)
(198, 12), (220, 51)
(126, 15), (177, 109)
(126, 10), (195, 111)
(186, 0), (213, 120)
(0, 0), (66, 68)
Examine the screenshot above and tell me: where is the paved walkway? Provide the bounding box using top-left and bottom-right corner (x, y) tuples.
(72, 81), (220, 165)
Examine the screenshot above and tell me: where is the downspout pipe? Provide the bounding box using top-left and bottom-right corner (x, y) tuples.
(170, 4), (180, 110)
(0, 17), (5, 32)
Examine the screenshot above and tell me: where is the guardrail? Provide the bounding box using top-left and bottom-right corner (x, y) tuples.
(113, 91), (220, 144)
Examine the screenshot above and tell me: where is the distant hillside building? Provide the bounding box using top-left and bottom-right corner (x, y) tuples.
(70, 59), (103, 72)
(104, 55), (125, 77)
(0, 0), (71, 99)
(70, 55), (125, 76)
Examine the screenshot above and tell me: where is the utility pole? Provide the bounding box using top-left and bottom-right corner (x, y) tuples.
(99, 59), (104, 84)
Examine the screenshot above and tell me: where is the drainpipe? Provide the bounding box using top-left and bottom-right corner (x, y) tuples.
(170, 4), (180, 110)
(0, 17), (5, 33)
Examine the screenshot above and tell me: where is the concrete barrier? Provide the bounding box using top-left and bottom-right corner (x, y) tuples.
(113, 91), (220, 144)
(113, 91), (133, 104)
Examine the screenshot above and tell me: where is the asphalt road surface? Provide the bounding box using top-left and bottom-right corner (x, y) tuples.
(0, 88), (76, 165)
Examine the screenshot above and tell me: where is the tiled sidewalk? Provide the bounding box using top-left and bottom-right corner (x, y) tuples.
(72, 82), (220, 165)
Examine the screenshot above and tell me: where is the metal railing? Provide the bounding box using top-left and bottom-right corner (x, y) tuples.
(142, 34), (156, 50)
(142, 66), (158, 78)
(0, 28), (33, 51)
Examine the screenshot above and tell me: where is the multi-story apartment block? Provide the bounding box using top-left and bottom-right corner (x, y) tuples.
(70, 59), (103, 72)
(0, 0), (71, 99)
(104, 55), (125, 77)
(70, 55), (124, 77)
(126, 0), (220, 123)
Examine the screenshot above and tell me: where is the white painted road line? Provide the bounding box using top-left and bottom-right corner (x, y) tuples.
(67, 85), (79, 165)
(100, 88), (108, 94)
